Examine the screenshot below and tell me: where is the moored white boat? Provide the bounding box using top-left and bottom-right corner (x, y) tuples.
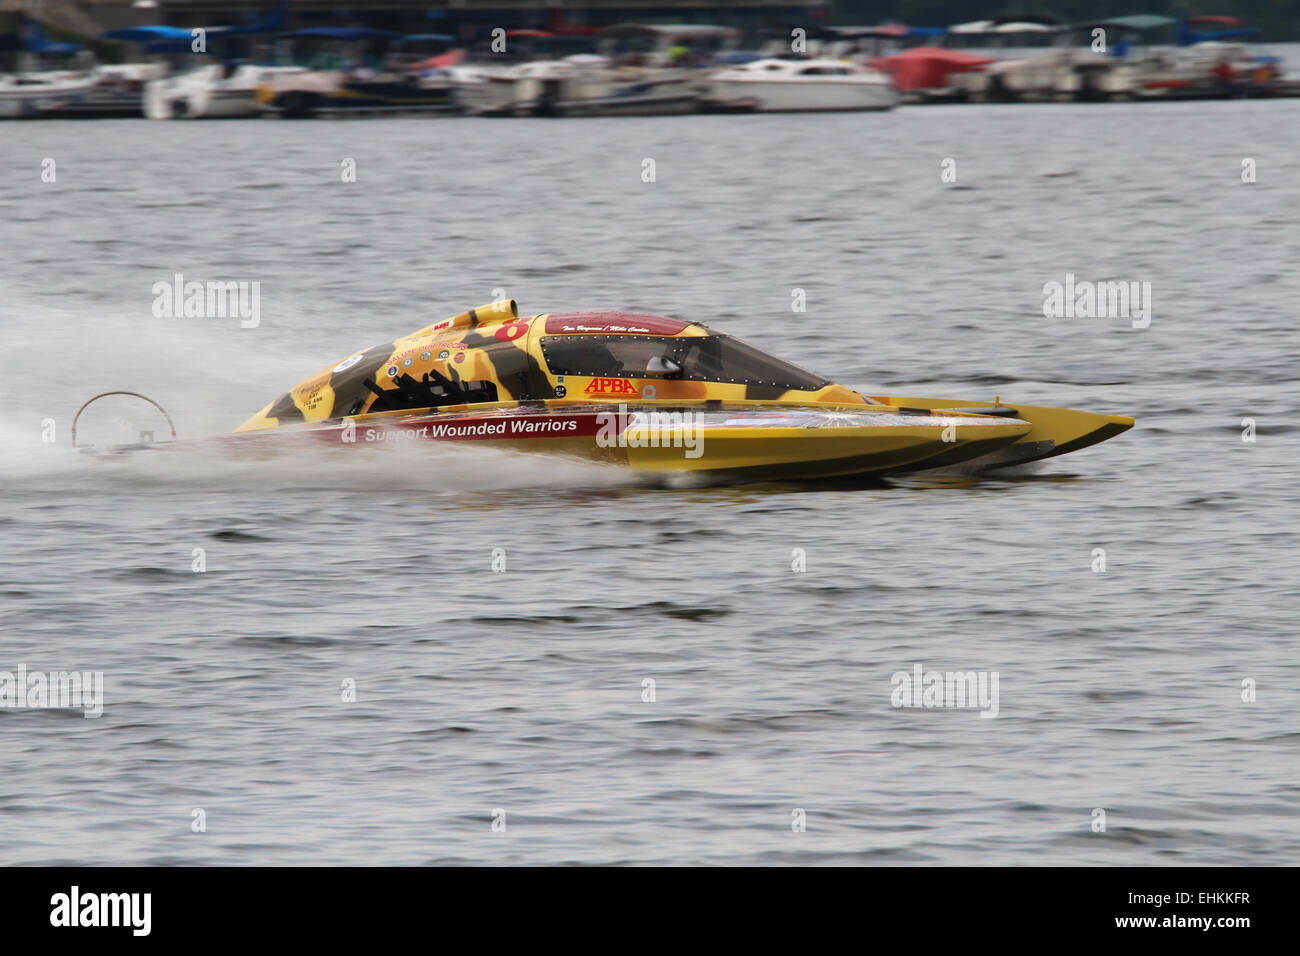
(53, 63), (165, 117)
(0, 15), (97, 117)
(453, 52), (703, 117)
(453, 24), (733, 117)
(446, 29), (594, 115)
(945, 16), (1077, 101)
(125, 1), (299, 119)
(255, 28), (458, 116)
(145, 61), (304, 119)
(707, 57), (897, 111)
(0, 69), (97, 117)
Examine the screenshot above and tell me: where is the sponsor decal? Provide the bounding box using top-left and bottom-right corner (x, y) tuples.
(584, 378), (639, 396)
(434, 422), (505, 438)
(296, 379), (330, 414)
(356, 415), (598, 443)
(387, 365), (398, 378)
(332, 354), (363, 374)
(554, 385), (567, 398)
(506, 418), (578, 435)
(363, 419), (583, 441)
(453, 352), (466, 364)
(391, 343), (445, 365)
(363, 426), (429, 442)
(431, 317), (456, 332)
(543, 313), (690, 336)
(437, 350), (449, 360)
(567, 323), (652, 333)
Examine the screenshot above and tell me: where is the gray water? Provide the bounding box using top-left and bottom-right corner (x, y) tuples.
(1, 99), (1298, 865)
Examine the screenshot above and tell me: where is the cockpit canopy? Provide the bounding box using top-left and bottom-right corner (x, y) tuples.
(539, 333), (830, 391)
(235, 303), (853, 433)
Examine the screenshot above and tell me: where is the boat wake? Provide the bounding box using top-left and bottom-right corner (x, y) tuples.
(0, 420), (638, 496)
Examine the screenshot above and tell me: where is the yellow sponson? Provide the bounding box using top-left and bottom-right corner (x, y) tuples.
(870, 396), (1135, 462)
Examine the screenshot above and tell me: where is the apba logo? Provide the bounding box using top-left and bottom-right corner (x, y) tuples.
(584, 378), (639, 396)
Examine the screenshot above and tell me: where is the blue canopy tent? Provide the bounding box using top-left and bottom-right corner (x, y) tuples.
(1177, 24), (1260, 46)
(24, 35), (80, 55)
(102, 0), (288, 49)
(394, 34), (457, 46)
(2, 16), (81, 56)
(105, 24), (253, 56)
(103, 1), (290, 60)
(103, 26), (196, 46)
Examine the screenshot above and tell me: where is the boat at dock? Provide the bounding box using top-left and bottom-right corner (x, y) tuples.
(943, 15), (1081, 102)
(938, 13), (1287, 102)
(138, 2), (305, 119)
(256, 29), (458, 116)
(1095, 15), (1285, 100)
(447, 31), (600, 116)
(451, 24), (736, 117)
(868, 46), (994, 103)
(0, 16), (97, 118)
(705, 57), (897, 112)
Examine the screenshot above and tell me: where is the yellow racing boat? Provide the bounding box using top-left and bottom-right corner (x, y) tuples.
(230, 300), (1133, 481)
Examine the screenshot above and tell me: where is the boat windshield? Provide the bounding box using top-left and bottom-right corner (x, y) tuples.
(540, 334), (829, 391)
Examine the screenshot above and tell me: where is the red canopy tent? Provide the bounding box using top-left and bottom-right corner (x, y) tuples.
(409, 49), (466, 71)
(869, 47), (994, 92)
(1186, 16), (1243, 27)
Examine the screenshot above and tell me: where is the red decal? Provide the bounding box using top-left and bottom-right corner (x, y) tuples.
(494, 319), (530, 342)
(583, 378), (639, 396)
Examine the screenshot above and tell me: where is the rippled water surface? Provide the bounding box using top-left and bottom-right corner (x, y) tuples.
(1, 98), (1298, 865)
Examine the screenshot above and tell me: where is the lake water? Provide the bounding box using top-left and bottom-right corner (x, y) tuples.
(1, 97), (1297, 864)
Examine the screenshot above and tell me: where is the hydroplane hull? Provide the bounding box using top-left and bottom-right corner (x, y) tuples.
(82, 300), (1130, 484)
(224, 402), (1034, 480)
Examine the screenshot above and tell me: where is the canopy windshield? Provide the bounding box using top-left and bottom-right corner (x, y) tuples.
(541, 334), (829, 391)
